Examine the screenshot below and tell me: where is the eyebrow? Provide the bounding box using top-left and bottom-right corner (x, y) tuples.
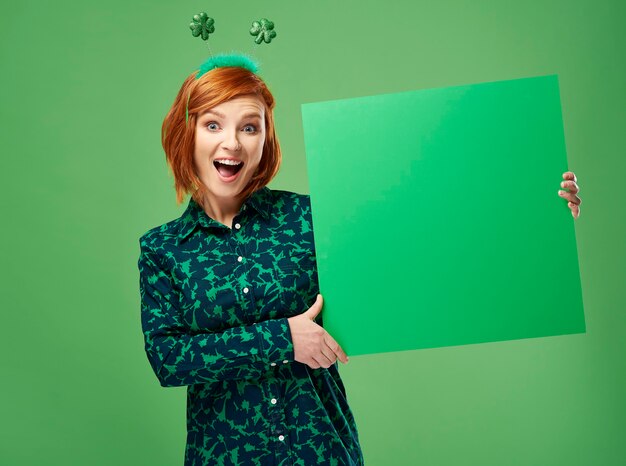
(200, 110), (263, 120)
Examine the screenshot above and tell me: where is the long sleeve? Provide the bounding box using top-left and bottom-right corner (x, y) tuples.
(138, 242), (294, 387)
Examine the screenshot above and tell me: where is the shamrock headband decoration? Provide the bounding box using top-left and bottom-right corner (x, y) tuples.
(249, 19), (277, 45)
(188, 12), (276, 79)
(185, 12), (277, 123)
(190, 13), (276, 45)
(189, 12), (276, 56)
(189, 12), (215, 41)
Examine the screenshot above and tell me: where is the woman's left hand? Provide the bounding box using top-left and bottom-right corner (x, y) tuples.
(559, 171), (581, 219)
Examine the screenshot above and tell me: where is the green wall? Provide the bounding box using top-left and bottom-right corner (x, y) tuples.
(1, 1), (624, 465)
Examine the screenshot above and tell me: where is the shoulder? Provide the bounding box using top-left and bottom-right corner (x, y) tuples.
(266, 188), (311, 211)
(265, 188), (315, 236)
(138, 216), (184, 253)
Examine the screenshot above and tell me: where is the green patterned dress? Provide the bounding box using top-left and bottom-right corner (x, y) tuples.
(138, 187), (364, 465)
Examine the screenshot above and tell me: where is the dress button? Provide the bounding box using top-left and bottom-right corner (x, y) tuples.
(271, 398), (277, 405)
(237, 256), (243, 262)
(243, 287), (249, 294)
(282, 360), (288, 364)
(270, 362), (277, 367)
(235, 223), (241, 229)
(278, 435), (285, 442)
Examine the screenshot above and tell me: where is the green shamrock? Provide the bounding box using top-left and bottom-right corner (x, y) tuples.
(250, 18), (277, 44)
(189, 12), (215, 41)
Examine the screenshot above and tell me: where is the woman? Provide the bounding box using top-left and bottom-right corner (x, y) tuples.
(138, 55), (581, 466)
(139, 56), (361, 466)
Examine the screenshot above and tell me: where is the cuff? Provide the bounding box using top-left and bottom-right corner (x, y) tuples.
(256, 318), (295, 367)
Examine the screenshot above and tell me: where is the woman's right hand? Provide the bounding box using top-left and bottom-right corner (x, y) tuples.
(287, 294), (349, 369)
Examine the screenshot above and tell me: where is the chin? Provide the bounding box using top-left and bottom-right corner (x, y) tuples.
(208, 178), (246, 198)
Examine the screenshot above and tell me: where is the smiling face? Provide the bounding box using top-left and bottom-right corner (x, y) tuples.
(193, 94), (266, 204)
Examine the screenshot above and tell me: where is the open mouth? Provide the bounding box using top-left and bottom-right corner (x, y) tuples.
(213, 159), (244, 179)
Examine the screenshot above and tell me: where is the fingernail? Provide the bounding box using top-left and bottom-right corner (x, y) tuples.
(558, 190), (564, 195)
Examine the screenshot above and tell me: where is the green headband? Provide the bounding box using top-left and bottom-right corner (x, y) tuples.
(196, 53), (259, 78)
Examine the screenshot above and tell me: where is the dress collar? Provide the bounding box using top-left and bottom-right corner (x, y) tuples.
(177, 187), (273, 244)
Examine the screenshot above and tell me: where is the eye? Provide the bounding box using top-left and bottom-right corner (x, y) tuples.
(206, 122), (220, 131)
(242, 124), (257, 133)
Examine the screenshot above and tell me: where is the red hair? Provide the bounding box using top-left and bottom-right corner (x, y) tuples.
(161, 66), (281, 205)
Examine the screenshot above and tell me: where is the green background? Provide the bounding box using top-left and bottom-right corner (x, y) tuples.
(1, 1), (623, 465)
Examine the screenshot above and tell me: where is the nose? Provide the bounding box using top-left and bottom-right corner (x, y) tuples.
(222, 129), (241, 151)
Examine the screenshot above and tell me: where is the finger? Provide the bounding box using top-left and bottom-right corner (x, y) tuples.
(312, 352), (334, 369)
(324, 334), (349, 364)
(562, 171), (577, 183)
(558, 191), (580, 204)
(319, 346), (337, 367)
(307, 359), (321, 369)
(304, 294), (323, 320)
(559, 191), (581, 205)
(569, 202), (580, 219)
(560, 180), (579, 194)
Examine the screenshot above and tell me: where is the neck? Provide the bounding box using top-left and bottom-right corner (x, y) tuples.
(199, 194), (245, 228)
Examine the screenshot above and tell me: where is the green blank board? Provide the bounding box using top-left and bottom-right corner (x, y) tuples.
(301, 75), (585, 357)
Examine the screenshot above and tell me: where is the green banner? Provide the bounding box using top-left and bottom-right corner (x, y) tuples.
(302, 75), (585, 356)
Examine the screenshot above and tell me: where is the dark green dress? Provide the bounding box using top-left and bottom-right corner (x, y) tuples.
(138, 187), (364, 465)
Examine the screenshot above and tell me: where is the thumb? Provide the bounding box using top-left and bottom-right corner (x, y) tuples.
(304, 294), (323, 320)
